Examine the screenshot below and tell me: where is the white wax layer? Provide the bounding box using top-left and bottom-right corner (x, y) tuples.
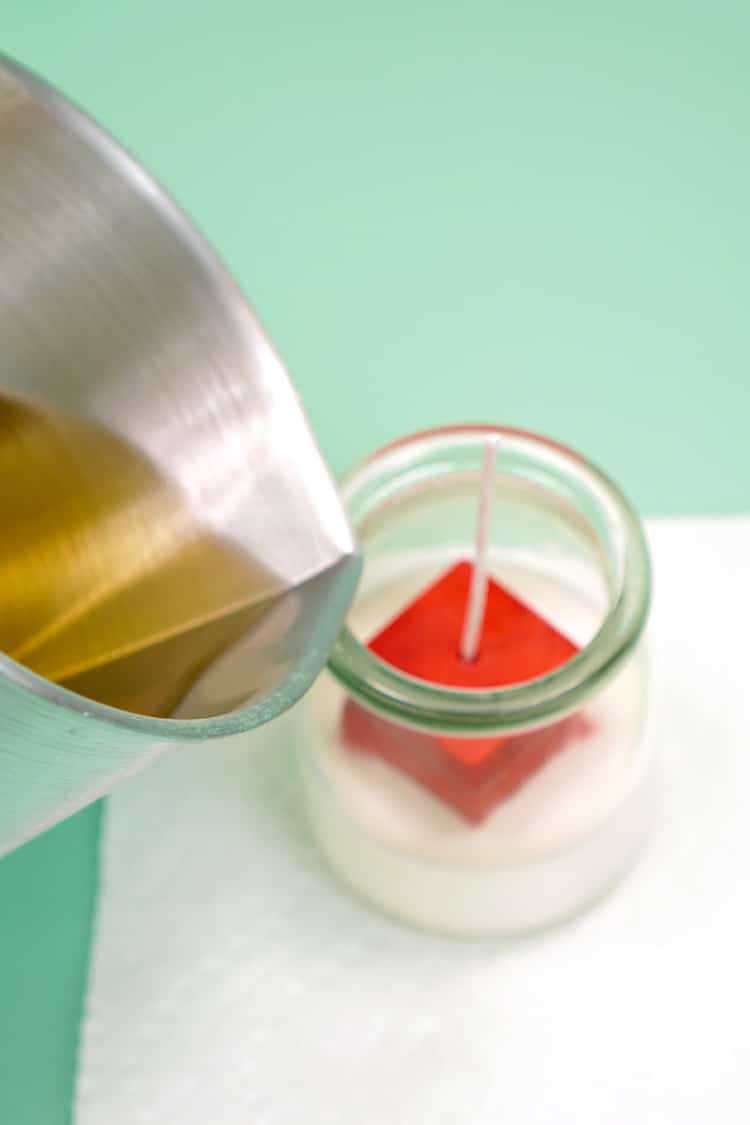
(301, 558), (655, 936)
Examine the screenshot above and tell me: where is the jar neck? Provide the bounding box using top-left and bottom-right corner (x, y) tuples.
(328, 425), (652, 733)
(328, 426), (651, 737)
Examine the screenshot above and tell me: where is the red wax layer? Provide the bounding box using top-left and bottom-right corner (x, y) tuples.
(341, 703), (593, 824)
(340, 561), (590, 823)
(369, 561), (578, 690)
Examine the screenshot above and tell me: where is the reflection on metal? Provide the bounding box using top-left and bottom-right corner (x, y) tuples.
(0, 55), (360, 852)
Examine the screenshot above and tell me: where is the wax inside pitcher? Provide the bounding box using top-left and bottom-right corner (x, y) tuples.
(0, 394), (282, 718)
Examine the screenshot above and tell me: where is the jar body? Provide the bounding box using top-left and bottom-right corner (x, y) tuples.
(300, 428), (653, 937)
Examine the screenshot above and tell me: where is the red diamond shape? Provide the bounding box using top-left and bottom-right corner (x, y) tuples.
(340, 561), (589, 823)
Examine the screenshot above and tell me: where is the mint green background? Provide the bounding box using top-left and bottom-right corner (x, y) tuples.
(2, 2), (749, 1121)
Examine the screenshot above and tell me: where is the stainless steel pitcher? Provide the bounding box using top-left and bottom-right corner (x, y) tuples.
(0, 55), (360, 854)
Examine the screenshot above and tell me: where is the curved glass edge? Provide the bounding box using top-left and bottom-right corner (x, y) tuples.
(327, 425), (652, 735)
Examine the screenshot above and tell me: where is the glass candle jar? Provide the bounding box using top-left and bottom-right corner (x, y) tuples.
(300, 426), (653, 937)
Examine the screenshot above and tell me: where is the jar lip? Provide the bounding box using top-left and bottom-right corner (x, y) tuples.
(328, 424), (651, 734)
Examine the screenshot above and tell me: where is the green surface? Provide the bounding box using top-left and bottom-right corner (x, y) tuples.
(0, 806), (100, 1125)
(2, 2), (750, 1121)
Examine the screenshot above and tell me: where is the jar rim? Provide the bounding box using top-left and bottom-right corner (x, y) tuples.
(327, 425), (651, 735)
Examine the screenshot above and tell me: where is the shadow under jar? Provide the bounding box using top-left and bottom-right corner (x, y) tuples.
(300, 426), (653, 937)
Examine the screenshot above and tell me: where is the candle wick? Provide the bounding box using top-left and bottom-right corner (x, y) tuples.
(459, 435), (498, 663)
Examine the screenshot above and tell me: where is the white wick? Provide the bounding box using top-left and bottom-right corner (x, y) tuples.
(459, 435), (498, 663)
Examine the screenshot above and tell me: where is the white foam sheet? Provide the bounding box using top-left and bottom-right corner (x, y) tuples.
(76, 519), (750, 1124)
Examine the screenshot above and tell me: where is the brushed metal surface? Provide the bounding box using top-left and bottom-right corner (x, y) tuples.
(0, 55), (360, 853)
